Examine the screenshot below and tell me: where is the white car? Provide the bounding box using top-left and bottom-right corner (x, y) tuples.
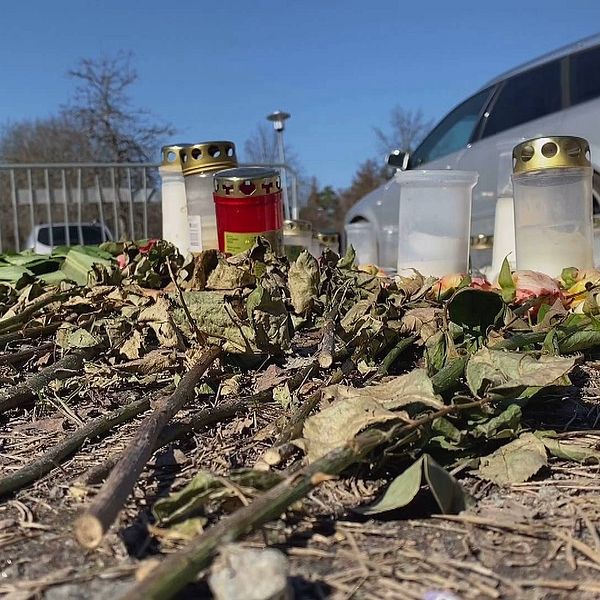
(25, 223), (113, 254)
(346, 34), (600, 270)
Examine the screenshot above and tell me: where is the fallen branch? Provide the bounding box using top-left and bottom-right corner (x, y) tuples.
(376, 335), (417, 377)
(0, 348), (95, 415)
(77, 365), (316, 486)
(124, 395), (494, 600)
(0, 323), (61, 348)
(0, 341), (55, 366)
(0, 395), (153, 497)
(0, 289), (71, 334)
(317, 311), (336, 369)
(74, 345), (222, 549)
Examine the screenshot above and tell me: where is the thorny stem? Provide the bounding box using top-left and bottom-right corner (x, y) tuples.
(123, 394), (500, 600)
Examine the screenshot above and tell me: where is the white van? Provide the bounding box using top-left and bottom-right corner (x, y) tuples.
(346, 34), (600, 270)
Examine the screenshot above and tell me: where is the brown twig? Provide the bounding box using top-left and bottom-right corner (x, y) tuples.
(0, 348), (96, 415)
(317, 310), (336, 369)
(123, 395), (499, 600)
(0, 396), (152, 497)
(74, 345), (222, 549)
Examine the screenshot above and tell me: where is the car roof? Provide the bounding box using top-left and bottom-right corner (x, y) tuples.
(480, 33), (600, 89)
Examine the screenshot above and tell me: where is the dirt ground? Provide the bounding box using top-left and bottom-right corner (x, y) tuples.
(1, 357), (600, 600)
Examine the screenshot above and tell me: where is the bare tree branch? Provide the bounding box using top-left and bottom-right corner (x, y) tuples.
(374, 107), (434, 155)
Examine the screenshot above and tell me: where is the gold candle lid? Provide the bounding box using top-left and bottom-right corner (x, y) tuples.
(284, 219), (312, 233)
(213, 167), (281, 198)
(512, 136), (591, 174)
(316, 231), (339, 243)
(181, 141), (238, 176)
(160, 142), (193, 170)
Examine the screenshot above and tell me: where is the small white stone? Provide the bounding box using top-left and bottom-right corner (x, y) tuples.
(209, 544), (292, 600)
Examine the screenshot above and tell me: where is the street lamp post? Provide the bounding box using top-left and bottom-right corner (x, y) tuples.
(267, 110), (291, 218)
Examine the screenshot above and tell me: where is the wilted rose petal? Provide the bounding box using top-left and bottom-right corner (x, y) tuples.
(429, 273), (466, 299)
(513, 270), (562, 304)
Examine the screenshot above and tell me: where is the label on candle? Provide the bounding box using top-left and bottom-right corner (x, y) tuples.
(224, 229), (282, 255)
(188, 215), (203, 252)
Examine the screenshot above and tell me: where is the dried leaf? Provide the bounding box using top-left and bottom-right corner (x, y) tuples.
(400, 307), (441, 342)
(288, 251), (320, 314)
(303, 396), (399, 463)
(206, 260), (255, 290)
(152, 470), (282, 525)
(466, 348), (575, 397)
(478, 432), (548, 485)
(273, 383), (293, 409)
(323, 369), (443, 413)
(56, 325), (101, 350)
(120, 329), (144, 360)
(535, 432), (600, 463)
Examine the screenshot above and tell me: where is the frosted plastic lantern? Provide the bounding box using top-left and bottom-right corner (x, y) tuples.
(181, 141), (237, 252)
(345, 221), (378, 266)
(395, 170), (478, 277)
(159, 143), (192, 255)
(512, 137), (593, 277)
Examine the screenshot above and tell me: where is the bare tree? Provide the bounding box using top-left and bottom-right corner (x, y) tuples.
(243, 123), (278, 164)
(67, 51), (174, 162)
(374, 107), (434, 155)
(0, 115), (95, 163)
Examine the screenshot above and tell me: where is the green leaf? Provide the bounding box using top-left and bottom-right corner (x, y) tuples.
(561, 267), (579, 288)
(61, 246), (114, 285)
(478, 432), (548, 485)
(423, 454), (469, 513)
(448, 288), (504, 333)
(472, 404), (522, 440)
(498, 257), (516, 303)
(356, 456), (424, 515)
(356, 454), (468, 515)
(432, 417), (463, 443)
(559, 330), (600, 354)
(425, 330), (447, 375)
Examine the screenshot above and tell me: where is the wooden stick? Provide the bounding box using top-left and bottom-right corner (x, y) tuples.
(376, 335), (417, 377)
(0, 348), (94, 415)
(124, 395), (495, 600)
(0, 341), (54, 366)
(74, 345), (222, 549)
(0, 396), (152, 497)
(78, 365), (315, 486)
(0, 289), (70, 333)
(0, 323), (61, 348)
(317, 312), (336, 369)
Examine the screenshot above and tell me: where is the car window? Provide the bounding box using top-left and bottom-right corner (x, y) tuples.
(410, 88), (492, 166)
(570, 44), (600, 106)
(38, 225), (105, 246)
(481, 60), (562, 138)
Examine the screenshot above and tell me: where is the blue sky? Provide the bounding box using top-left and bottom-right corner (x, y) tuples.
(0, 1), (598, 188)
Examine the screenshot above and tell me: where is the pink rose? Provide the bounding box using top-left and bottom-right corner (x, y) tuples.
(512, 270), (562, 305)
